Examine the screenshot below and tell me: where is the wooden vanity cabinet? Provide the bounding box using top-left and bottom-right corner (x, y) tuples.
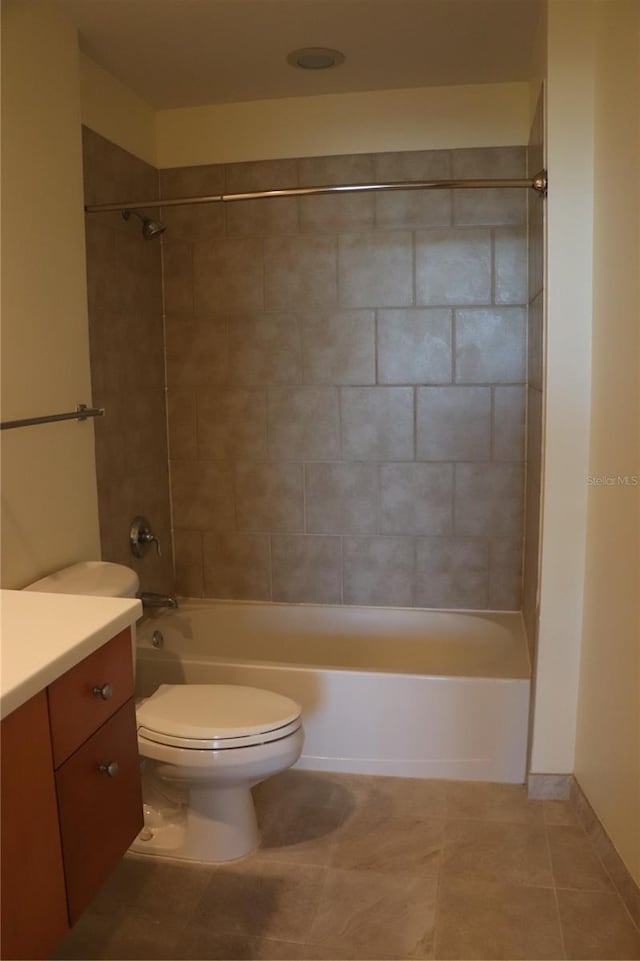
(0, 628), (143, 959)
(0, 691), (69, 961)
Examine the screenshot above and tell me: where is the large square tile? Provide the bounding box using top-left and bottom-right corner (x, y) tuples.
(227, 313), (301, 386)
(416, 228), (491, 306)
(301, 309), (375, 385)
(454, 463), (524, 539)
(198, 387), (268, 460)
(378, 309), (452, 385)
(310, 868), (437, 959)
(435, 878), (563, 960)
(271, 535), (341, 603)
(170, 461), (235, 531)
(193, 238), (264, 313)
(442, 819), (553, 887)
(548, 825), (614, 892)
(380, 463), (453, 535)
(415, 537), (489, 609)
(339, 232), (414, 307)
(235, 463), (303, 532)
(330, 814), (444, 877)
(341, 387), (414, 461)
(203, 532), (271, 600)
(305, 463), (378, 534)
(343, 535), (414, 606)
(417, 386), (491, 461)
(264, 236), (338, 309)
(445, 780), (544, 824)
(268, 387), (340, 460)
(557, 889), (640, 960)
(455, 308), (526, 384)
(165, 316), (228, 388)
(192, 861), (326, 943)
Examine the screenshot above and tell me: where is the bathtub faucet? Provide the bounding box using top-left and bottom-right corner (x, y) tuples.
(139, 592), (179, 610)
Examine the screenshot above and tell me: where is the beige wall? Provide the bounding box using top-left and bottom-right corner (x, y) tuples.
(155, 82), (530, 168)
(0, 0), (100, 588)
(574, 0), (640, 887)
(79, 54), (157, 167)
(530, 0), (595, 775)
(78, 58), (529, 171)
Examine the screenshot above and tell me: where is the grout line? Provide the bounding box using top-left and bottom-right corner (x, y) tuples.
(451, 462), (457, 537)
(451, 309), (457, 385)
(490, 386), (496, 460)
(545, 822), (570, 961)
(490, 228), (496, 305)
(267, 533), (273, 600)
(413, 386), (418, 461)
(412, 230), (417, 306)
(302, 463), (307, 534)
(374, 309), (379, 384)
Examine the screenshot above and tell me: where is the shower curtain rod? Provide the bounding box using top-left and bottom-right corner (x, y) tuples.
(85, 169), (548, 213)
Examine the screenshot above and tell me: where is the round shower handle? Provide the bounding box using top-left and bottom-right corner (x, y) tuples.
(99, 761), (119, 778)
(92, 682), (113, 701)
(130, 515), (162, 558)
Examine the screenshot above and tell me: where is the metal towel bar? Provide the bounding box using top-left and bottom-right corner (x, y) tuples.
(0, 403), (105, 431)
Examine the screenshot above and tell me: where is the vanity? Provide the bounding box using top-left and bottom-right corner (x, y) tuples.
(0, 589), (142, 961)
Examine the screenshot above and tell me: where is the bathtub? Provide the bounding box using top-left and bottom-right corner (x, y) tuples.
(136, 600), (530, 783)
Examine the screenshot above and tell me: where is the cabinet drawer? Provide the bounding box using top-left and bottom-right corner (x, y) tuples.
(48, 628), (134, 767)
(55, 698), (143, 923)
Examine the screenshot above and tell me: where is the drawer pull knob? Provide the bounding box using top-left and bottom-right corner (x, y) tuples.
(99, 761), (119, 778)
(92, 683), (113, 700)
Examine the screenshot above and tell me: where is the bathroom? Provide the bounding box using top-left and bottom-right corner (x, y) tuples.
(1, 0), (639, 959)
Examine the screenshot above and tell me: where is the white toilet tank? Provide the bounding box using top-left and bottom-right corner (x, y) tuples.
(24, 561), (139, 598)
(24, 561), (141, 672)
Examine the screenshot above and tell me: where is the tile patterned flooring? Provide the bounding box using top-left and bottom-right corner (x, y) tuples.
(54, 771), (640, 961)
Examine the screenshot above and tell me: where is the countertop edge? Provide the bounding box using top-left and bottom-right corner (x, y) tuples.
(1, 598), (142, 721)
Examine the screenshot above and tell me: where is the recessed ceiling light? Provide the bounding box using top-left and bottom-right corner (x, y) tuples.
(286, 47), (345, 70)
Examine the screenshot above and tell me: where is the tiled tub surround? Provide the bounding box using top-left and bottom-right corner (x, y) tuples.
(163, 147), (528, 609)
(82, 129), (174, 594)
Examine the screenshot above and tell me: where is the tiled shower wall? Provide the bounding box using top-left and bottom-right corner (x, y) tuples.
(523, 96), (545, 653)
(82, 128), (174, 594)
(162, 147), (528, 608)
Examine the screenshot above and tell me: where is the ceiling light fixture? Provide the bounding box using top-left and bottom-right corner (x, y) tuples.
(286, 47), (345, 70)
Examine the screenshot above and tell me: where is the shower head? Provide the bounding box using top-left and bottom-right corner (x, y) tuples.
(121, 208), (166, 239)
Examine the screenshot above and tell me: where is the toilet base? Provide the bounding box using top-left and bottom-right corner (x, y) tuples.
(130, 784), (260, 863)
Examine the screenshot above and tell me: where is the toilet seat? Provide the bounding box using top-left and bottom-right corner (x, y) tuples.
(137, 683), (302, 750)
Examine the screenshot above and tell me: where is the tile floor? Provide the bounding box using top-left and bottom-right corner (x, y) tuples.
(53, 771), (640, 961)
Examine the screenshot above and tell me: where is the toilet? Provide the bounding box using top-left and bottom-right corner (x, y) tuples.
(24, 562), (304, 863)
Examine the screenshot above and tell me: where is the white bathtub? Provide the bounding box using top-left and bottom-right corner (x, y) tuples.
(136, 600), (530, 783)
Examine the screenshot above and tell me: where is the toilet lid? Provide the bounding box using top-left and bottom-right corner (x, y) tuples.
(137, 684), (302, 749)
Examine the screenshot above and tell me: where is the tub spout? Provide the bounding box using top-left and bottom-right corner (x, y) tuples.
(140, 592), (179, 610)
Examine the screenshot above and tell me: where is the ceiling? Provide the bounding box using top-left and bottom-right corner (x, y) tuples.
(58, 0), (541, 110)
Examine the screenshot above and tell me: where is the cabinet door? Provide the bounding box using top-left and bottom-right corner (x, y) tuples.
(1, 692), (69, 960)
(55, 698), (143, 923)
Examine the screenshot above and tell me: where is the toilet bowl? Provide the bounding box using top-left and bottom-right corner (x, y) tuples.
(133, 683), (303, 861)
(24, 562), (304, 863)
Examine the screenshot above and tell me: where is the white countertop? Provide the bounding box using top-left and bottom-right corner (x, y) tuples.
(0, 590), (142, 720)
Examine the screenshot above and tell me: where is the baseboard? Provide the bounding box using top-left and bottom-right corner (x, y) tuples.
(527, 772), (572, 799)
(569, 777), (640, 930)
